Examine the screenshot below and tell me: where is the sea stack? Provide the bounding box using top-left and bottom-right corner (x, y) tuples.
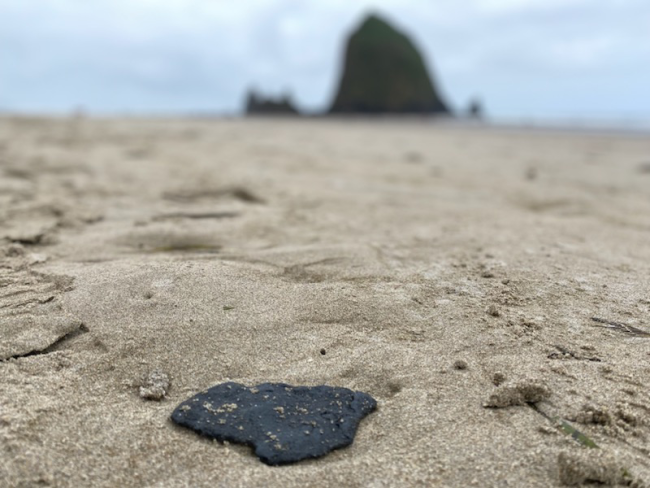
(330, 14), (449, 115)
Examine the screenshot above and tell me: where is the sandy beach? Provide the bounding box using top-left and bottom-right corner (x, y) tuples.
(1, 116), (649, 487)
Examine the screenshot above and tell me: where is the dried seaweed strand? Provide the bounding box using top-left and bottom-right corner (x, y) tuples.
(591, 317), (650, 337)
(529, 403), (599, 449)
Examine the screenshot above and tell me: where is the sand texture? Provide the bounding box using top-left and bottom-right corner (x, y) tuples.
(1, 117), (650, 487)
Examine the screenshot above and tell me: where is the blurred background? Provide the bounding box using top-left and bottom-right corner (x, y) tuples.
(1, 0), (649, 128)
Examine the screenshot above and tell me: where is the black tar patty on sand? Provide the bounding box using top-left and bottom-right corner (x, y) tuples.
(171, 382), (377, 465)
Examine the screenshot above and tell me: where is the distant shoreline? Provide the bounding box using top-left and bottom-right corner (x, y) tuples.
(1, 112), (649, 137)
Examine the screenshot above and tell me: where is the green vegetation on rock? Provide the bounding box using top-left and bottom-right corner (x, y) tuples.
(330, 14), (449, 114)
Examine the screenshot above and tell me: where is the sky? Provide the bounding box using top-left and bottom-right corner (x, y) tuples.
(1, 0), (649, 121)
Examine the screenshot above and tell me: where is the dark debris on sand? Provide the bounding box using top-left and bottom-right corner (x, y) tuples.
(171, 382), (377, 465)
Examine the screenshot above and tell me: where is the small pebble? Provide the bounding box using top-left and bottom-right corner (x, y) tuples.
(453, 360), (468, 370)
(486, 304), (501, 317)
(492, 372), (506, 386)
(139, 370), (170, 401)
(484, 378), (551, 408)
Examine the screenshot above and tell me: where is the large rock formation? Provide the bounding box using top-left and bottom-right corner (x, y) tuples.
(330, 14), (449, 115)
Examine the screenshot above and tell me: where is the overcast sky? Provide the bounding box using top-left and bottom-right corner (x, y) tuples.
(1, 0), (649, 120)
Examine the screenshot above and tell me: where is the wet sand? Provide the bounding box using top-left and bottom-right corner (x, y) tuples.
(1, 116), (649, 487)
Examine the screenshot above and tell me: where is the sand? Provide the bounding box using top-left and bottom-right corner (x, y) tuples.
(1, 116), (649, 487)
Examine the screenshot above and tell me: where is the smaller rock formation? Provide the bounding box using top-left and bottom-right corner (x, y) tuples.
(467, 98), (484, 119)
(245, 90), (299, 115)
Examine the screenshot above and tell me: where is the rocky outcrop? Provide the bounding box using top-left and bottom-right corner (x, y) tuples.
(246, 90), (299, 115)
